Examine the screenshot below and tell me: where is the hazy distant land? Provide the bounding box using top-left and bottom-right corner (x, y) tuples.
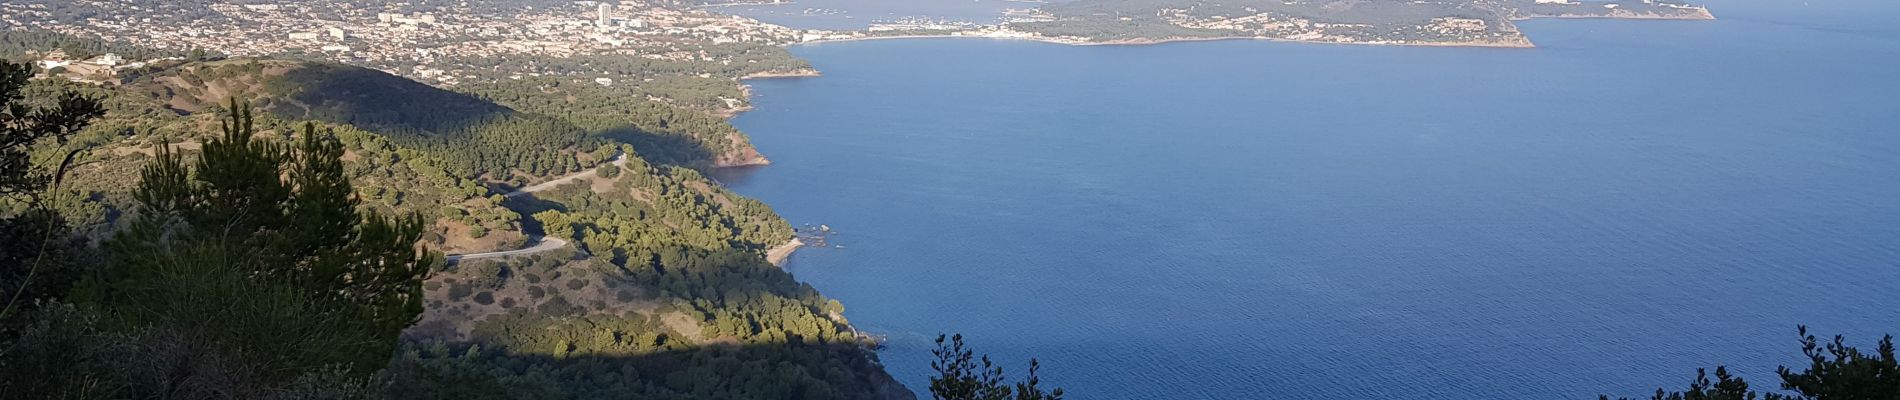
(787, 0), (1715, 48)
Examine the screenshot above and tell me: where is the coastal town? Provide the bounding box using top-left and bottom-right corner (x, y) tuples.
(3, 0), (1719, 91)
(1, 0), (823, 87)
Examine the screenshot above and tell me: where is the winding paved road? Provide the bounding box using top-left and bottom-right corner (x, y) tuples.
(445, 237), (569, 262)
(445, 154), (624, 261)
(504, 154), (628, 198)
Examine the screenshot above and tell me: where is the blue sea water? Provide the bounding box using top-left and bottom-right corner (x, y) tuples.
(716, 2), (1900, 398)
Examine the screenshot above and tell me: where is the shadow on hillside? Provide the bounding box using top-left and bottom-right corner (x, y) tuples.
(270, 63), (732, 175)
(498, 195), (567, 238)
(707, 164), (764, 187)
(266, 63), (516, 136)
(599, 125), (720, 169)
(381, 339), (916, 400)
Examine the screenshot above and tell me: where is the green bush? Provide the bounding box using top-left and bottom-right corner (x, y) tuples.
(536, 296), (577, 317)
(447, 283), (473, 301)
(466, 261), (507, 289)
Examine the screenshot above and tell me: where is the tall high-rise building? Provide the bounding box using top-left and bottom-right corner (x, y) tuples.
(597, 3), (613, 27)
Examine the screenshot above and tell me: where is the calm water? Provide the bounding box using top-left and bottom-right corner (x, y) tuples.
(719, 2), (1900, 398)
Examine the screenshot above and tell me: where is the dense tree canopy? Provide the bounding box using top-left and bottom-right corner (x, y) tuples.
(1606, 326), (1900, 400)
(0, 60), (103, 319)
(2, 93), (436, 397)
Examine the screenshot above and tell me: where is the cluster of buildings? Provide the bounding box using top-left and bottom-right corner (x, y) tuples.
(865, 18), (979, 33)
(1, 0), (811, 86)
(28, 49), (177, 83)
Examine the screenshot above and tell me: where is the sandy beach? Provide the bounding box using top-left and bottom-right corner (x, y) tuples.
(767, 238), (803, 267)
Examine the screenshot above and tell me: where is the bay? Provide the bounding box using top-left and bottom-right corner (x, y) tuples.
(718, 2), (1900, 397)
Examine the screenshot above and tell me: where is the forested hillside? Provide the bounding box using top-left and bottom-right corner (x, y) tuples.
(462, 77), (770, 168)
(23, 68), (529, 253)
(126, 59), (594, 181)
(0, 48), (921, 398)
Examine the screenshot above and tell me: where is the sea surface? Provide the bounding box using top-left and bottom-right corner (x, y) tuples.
(716, 1), (1900, 398)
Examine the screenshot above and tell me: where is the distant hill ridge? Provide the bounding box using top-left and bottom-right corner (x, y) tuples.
(126, 58), (602, 181)
(132, 59), (518, 137)
(126, 58), (769, 171)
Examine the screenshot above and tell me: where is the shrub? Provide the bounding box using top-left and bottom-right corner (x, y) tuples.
(537, 296), (577, 317)
(466, 261), (507, 289)
(447, 283), (473, 301)
(473, 292), (494, 305)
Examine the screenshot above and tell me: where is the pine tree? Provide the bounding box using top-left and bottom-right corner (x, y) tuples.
(930, 333), (1065, 400)
(192, 99), (292, 256)
(0, 60), (103, 317)
(89, 99), (437, 386)
(1607, 326), (1900, 400)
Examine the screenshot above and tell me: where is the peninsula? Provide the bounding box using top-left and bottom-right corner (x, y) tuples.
(787, 0), (1715, 48)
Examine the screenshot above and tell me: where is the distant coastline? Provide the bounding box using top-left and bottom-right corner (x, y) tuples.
(719, 4), (1716, 269)
(726, 69), (824, 118)
(768, 2), (1714, 51)
(791, 33), (1539, 49)
(741, 70), (824, 80)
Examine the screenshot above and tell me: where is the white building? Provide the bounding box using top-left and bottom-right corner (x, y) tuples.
(36, 60), (72, 71)
(598, 3), (614, 27)
(86, 53), (123, 66)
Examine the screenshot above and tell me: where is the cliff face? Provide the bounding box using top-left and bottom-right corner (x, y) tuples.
(714, 131), (772, 167)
